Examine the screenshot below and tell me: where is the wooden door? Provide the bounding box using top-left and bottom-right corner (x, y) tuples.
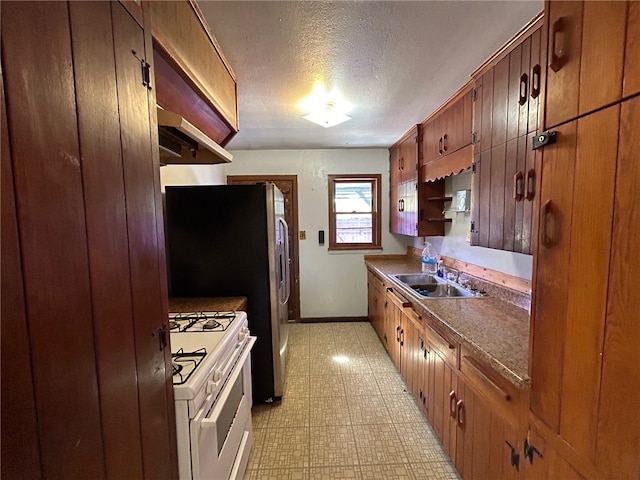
(227, 175), (301, 321)
(623, 2), (640, 98)
(544, 1), (584, 128)
(2, 4), (105, 477)
(69, 3), (146, 478)
(112, 4), (177, 478)
(523, 427), (585, 480)
(531, 105), (619, 464)
(1, 64), (42, 480)
(596, 95), (640, 480)
(400, 311), (414, 393)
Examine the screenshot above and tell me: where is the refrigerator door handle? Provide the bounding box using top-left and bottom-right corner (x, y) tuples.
(279, 217), (291, 305)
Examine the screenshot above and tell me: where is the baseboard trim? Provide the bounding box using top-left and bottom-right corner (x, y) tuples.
(299, 316), (368, 323)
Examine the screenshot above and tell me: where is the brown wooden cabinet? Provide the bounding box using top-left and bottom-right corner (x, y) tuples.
(1, 3), (177, 478)
(529, 90), (640, 480)
(147, 0), (238, 146)
(470, 19), (543, 254)
(544, 1), (638, 129)
(421, 86), (474, 178)
(367, 270), (387, 342)
(389, 127), (419, 236)
(385, 288), (410, 369)
(455, 377), (522, 480)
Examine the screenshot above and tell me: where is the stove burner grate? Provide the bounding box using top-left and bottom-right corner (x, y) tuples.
(171, 347), (206, 385)
(168, 311), (237, 332)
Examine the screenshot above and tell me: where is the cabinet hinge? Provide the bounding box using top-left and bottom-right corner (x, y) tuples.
(523, 439), (543, 465)
(154, 324), (168, 351)
(471, 132), (477, 145)
(470, 221), (476, 232)
(505, 441), (520, 472)
(472, 88), (478, 101)
(472, 162), (477, 174)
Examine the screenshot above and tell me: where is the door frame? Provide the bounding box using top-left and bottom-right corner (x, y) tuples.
(226, 175), (300, 322)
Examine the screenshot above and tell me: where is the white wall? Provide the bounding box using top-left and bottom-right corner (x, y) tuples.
(410, 170), (533, 280)
(226, 149), (409, 319)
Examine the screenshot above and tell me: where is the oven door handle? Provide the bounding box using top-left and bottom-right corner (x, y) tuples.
(201, 337), (256, 429)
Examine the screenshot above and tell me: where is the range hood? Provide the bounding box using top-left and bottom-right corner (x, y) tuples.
(157, 108), (233, 165)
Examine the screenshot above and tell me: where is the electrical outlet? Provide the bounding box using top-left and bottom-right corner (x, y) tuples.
(299, 230), (306, 240)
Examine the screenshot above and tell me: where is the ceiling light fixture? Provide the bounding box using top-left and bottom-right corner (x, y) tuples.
(300, 86), (352, 128)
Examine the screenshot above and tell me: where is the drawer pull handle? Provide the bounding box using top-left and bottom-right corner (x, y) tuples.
(549, 16), (566, 72)
(456, 399), (465, 429)
(463, 355), (511, 401)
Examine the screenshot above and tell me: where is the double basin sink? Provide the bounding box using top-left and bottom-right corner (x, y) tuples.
(391, 273), (480, 299)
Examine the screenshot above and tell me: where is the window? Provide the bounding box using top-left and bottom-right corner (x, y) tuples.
(328, 174), (382, 250)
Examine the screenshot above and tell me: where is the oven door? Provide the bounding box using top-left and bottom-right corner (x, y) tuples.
(190, 336), (256, 480)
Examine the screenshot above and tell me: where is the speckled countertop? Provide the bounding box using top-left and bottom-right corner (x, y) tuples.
(365, 255), (531, 389)
(169, 296), (248, 313)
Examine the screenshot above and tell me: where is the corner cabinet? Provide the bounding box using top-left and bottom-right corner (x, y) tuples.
(470, 16), (544, 254)
(1, 2), (177, 479)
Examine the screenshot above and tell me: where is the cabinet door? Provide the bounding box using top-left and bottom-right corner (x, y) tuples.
(531, 105), (619, 461)
(400, 313), (414, 393)
(545, 1), (627, 128)
(623, 2), (640, 98)
(544, 1), (583, 128)
(1, 67), (42, 479)
(596, 95), (640, 480)
(423, 115), (442, 164)
(2, 4), (105, 477)
(112, 5), (177, 478)
(401, 132), (418, 184)
(390, 184), (400, 234)
(523, 428), (585, 480)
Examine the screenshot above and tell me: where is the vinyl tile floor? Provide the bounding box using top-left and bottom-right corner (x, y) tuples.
(244, 322), (461, 480)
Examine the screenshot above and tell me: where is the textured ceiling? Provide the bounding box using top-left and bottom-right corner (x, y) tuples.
(199, 1), (543, 150)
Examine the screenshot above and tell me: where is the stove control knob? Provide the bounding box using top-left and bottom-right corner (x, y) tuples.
(206, 379), (217, 394)
(238, 327), (248, 342)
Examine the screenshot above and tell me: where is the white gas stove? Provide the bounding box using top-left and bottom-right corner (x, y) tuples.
(169, 311), (256, 480)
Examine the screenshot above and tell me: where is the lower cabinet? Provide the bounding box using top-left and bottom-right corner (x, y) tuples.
(455, 377), (523, 480)
(521, 426), (585, 480)
(385, 288), (410, 369)
(365, 275), (531, 480)
(367, 271), (386, 342)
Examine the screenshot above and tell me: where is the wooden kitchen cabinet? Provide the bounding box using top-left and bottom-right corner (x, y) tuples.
(389, 127), (419, 236)
(147, 0), (238, 145)
(529, 94), (640, 479)
(470, 18), (543, 254)
(421, 86), (473, 170)
(400, 305), (423, 400)
(1, 3), (177, 478)
(367, 270), (387, 342)
(385, 288), (410, 369)
(455, 377), (522, 480)
(544, 1), (638, 129)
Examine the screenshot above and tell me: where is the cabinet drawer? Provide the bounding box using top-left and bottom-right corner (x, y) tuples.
(459, 345), (522, 425)
(424, 318), (458, 368)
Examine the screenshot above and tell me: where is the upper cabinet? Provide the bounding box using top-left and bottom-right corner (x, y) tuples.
(420, 85), (474, 183)
(470, 15), (544, 254)
(389, 127), (419, 236)
(147, 1), (238, 148)
(545, 1), (639, 129)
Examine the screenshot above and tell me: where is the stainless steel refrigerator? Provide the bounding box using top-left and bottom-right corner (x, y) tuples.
(164, 183), (290, 403)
